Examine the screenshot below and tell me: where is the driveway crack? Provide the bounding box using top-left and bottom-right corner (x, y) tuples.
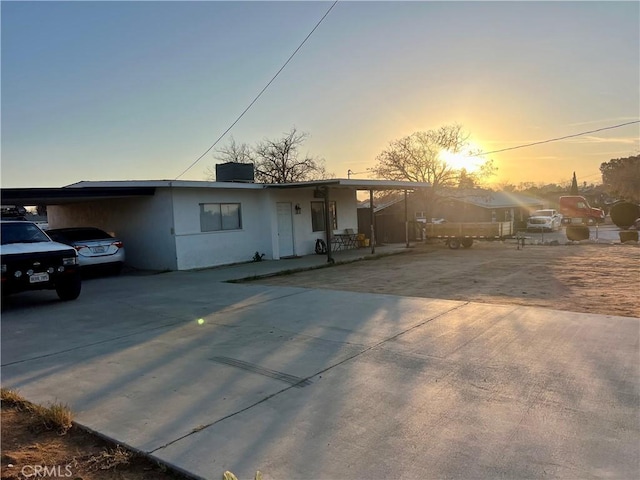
(149, 301), (469, 453)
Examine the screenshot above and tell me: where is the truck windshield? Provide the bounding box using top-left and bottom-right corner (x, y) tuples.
(1, 223), (51, 245)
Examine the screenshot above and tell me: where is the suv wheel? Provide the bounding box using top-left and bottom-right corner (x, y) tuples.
(56, 273), (82, 301)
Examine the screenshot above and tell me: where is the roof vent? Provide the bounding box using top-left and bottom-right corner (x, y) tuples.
(215, 163), (255, 183)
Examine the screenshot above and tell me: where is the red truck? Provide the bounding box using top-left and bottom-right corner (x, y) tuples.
(559, 196), (606, 225)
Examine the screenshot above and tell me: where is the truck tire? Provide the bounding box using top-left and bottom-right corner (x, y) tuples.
(461, 238), (473, 248)
(448, 238), (461, 250)
(586, 217), (596, 226)
(56, 273), (82, 301)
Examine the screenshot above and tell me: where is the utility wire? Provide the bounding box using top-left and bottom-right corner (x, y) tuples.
(175, 0), (339, 180)
(478, 120), (639, 157)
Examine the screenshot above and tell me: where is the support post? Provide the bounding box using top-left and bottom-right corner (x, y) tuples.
(405, 189), (409, 248)
(369, 189), (375, 254)
(323, 187), (334, 263)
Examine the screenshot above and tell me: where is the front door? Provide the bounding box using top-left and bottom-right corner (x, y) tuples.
(276, 202), (294, 257)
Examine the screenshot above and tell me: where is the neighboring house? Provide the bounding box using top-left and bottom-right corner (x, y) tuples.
(435, 190), (544, 225)
(358, 189), (544, 243)
(2, 178), (429, 271)
(357, 196), (424, 244)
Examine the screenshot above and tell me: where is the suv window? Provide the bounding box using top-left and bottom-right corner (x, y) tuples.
(1, 222), (51, 245)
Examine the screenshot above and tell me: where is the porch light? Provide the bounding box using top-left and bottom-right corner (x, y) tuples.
(295, 203), (302, 214)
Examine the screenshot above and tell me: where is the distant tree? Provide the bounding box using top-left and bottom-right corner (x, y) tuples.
(458, 169), (476, 189)
(600, 155), (640, 202)
(369, 124), (496, 217)
(205, 137), (254, 180)
(569, 172), (579, 195)
(253, 128), (329, 184)
(205, 129), (330, 183)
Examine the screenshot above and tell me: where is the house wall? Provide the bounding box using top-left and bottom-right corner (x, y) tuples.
(171, 187), (271, 270)
(266, 187), (358, 257)
(48, 185), (360, 271)
(47, 191), (178, 270)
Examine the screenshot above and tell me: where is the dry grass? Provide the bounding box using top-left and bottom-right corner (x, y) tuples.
(2, 390), (188, 479)
(223, 471), (263, 480)
(84, 445), (132, 471)
(0, 388), (25, 408)
(1, 388), (73, 434)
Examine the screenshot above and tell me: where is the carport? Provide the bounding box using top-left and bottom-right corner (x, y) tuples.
(267, 179), (431, 263)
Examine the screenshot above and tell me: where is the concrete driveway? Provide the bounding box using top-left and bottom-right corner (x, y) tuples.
(1, 263), (638, 479)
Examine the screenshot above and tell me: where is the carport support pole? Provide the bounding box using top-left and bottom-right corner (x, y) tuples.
(405, 189), (409, 248)
(323, 186), (334, 263)
(369, 189), (375, 254)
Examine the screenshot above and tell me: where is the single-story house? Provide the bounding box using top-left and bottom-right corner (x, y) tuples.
(434, 190), (544, 224)
(358, 189), (544, 243)
(2, 178), (429, 271)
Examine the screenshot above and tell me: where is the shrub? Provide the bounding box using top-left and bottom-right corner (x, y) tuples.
(610, 202), (640, 229)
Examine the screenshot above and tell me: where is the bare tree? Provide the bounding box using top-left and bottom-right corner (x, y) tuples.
(369, 124), (496, 217)
(369, 124), (493, 188)
(205, 137), (254, 180)
(254, 128), (328, 184)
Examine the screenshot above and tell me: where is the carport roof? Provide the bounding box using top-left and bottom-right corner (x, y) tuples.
(1, 186), (156, 206)
(67, 179), (431, 191)
(1, 179), (431, 206)
(265, 179), (431, 190)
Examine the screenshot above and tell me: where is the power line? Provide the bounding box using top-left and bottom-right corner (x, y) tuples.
(175, 1), (339, 180)
(478, 120), (640, 157)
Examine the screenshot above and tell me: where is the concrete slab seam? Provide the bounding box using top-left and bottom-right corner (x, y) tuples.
(148, 301), (469, 454)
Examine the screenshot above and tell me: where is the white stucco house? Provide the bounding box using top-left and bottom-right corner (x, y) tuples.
(32, 178), (429, 271)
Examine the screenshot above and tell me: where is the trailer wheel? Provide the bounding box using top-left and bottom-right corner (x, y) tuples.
(461, 238), (473, 248)
(448, 238), (461, 249)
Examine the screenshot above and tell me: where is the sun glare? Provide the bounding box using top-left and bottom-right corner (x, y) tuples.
(439, 144), (484, 172)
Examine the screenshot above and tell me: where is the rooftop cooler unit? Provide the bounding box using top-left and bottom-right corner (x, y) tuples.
(215, 162), (255, 183)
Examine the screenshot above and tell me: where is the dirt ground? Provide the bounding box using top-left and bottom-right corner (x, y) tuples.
(256, 241), (640, 318)
(0, 404), (189, 480)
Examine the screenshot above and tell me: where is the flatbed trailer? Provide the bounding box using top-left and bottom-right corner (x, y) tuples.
(424, 221), (514, 249)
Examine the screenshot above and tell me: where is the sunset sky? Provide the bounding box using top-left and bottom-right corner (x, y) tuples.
(2, 1), (638, 188)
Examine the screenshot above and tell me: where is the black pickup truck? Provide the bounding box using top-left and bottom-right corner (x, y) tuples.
(1, 220), (82, 301)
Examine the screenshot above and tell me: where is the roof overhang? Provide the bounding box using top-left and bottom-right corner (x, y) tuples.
(265, 179), (431, 190)
(1, 187), (156, 206)
(1, 178), (430, 206)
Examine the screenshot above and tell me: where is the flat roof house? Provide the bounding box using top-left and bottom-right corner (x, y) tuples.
(3, 179), (429, 271)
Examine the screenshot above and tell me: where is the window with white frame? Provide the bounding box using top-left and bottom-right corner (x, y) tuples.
(311, 201), (337, 232)
(200, 203), (242, 232)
